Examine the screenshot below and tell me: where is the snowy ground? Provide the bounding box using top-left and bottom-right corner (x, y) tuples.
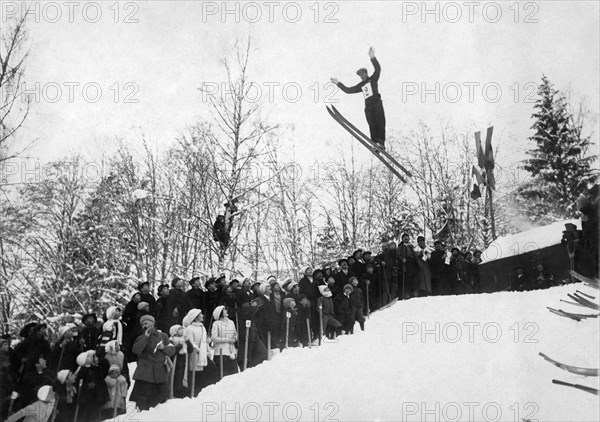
(121, 283), (599, 422)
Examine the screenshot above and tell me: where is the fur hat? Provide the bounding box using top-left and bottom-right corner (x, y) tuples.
(281, 279), (293, 291)
(102, 321), (114, 332)
(37, 385), (53, 402)
(288, 281), (298, 291)
(169, 324), (182, 337)
(137, 302), (149, 311)
(213, 305), (225, 321)
(108, 364), (121, 375)
(57, 369), (71, 385)
(318, 285), (332, 298)
(139, 315), (155, 326)
(266, 275), (277, 284)
(343, 284), (354, 293)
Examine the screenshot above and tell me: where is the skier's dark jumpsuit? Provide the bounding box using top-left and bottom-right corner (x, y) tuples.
(336, 57), (386, 146)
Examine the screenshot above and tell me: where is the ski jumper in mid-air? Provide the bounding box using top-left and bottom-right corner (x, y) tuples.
(331, 47), (386, 149)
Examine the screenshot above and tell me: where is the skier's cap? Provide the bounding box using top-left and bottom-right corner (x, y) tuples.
(356, 68), (368, 75)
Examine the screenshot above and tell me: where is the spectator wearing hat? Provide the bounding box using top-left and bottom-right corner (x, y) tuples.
(254, 284), (280, 349)
(285, 281), (301, 305)
(164, 277), (188, 327)
(79, 313), (100, 352)
(138, 281), (157, 316)
(299, 268), (321, 338)
(330, 47), (386, 149)
(415, 236), (433, 296)
(75, 350), (108, 422)
(49, 323), (79, 372)
(155, 284), (172, 332)
(1, 334), (16, 420)
(104, 306), (124, 348)
(13, 324), (51, 381)
(237, 298), (267, 370)
(449, 247), (466, 295)
(398, 234), (420, 299)
(348, 277), (365, 332)
(236, 279), (254, 308)
(279, 298), (300, 347)
(217, 284), (238, 329)
(335, 284), (354, 334)
(186, 277), (205, 311)
(98, 340), (129, 386)
(317, 286), (342, 339)
(55, 369), (77, 422)
(182, 309), (218, 396)
(101, 363), (127, 418)
(351, 249), (365, 279)
(122, 292), (142, 360)
(334, 259), (353, 293)
(15, 353), (55, 412)
(360, 262), (380, 312)
(203, 278), (221, 330)
(168, 325), (189, 399)
(6, 384), (55, 422)
(471, 250), (483, 293)
(130, 315), (174, 411)
(211, 305), (239, 377)
(430, 241), (450, 295)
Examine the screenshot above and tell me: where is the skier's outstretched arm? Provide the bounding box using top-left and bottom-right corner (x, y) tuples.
(369, 47), (381, 82)
(330, 77), (362, 94)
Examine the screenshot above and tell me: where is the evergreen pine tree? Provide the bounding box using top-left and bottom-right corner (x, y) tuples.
(522, 75), (596, 215)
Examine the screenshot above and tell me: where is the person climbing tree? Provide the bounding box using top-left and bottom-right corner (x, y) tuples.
(212, 198), (239, 250)
(330, 47), (386, 149)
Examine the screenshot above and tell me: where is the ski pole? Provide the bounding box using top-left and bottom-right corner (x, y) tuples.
(318, 304), (323, 344)
(243, 320), (250, 371)
(169, 354), (177, 399)
(285, 312), (290, 349)
(56, 343), (66, 372)
(402, 261), (406, 300)
(190, 352), (196, 398)
(365, 280), (370, 318)
(113, 378), (119, 419)
(73, 379), (83, 422)
(219, 349), (224, 380)
(306, 318), (312, 349)
(267, 331), (271, 361)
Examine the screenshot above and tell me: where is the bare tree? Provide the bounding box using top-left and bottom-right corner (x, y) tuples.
(0, 12), (33, 163)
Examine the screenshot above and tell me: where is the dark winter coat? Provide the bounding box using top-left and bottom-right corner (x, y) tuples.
(49, 337), (80, 372)
(80, 325), (101, 352)
(336, 57), (382, 106)
(186, 288), (204, 312)
(334, 293), (353, 331)
(77, 364), (109, 406)
(139, 292), (157, 315)
(164, 288), (188, 326)
(349, 287), (364, 308)
(298, 277), (320, 302)
(132, 330), (175, 384)
(333, 270), (352, 291)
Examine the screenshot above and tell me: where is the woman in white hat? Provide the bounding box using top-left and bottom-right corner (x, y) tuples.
(211, 305), (239, 377)
(183, 309), (218, 396)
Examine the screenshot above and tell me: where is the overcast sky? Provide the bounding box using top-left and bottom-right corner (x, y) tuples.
(4, 0), (599, 176)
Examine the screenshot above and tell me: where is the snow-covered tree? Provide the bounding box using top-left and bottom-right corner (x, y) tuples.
(520, 75), (597, 217)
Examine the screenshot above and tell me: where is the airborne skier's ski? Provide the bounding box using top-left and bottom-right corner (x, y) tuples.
(326, 106), (408, 183)
(571, 270), (600, 289)
(539, 352), (599, 376)
(329, 105), (413, 178)
(552, 379), (600, 396)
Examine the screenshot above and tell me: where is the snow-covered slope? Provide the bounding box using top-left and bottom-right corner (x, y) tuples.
(131, 284), (599, 422)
